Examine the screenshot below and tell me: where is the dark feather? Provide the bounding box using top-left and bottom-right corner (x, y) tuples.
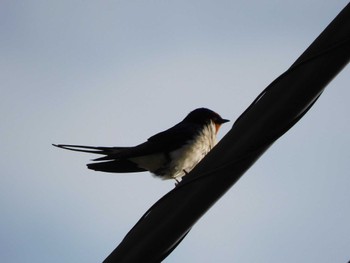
(87, 159), (146, 173)
(94, 122), (201, 162)
(52, 144), (128, 156)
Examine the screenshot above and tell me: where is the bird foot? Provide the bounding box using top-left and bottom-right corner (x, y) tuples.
(174, 178), (180, 187)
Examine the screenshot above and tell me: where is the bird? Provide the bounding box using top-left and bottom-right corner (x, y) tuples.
(53, 108), (229, 182)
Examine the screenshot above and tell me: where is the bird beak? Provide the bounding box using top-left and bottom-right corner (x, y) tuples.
(215, 118), (229, 134)
(218, 118), (230, 124)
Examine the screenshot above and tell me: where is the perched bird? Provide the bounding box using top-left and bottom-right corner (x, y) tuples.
(53, 108), (229, 182)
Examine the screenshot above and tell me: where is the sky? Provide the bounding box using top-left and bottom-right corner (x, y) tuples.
(1, 1), (349, 262)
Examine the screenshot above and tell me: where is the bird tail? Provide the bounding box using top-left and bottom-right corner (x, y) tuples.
(87, 159), (146, 173)
(52, 144), (127, 160)
(53, 144), (146, 173)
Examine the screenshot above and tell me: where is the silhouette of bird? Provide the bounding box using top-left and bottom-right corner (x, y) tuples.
(53, 108), (229, 182)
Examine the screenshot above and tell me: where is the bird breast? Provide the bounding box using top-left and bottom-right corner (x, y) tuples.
(167, 122), (217, 179)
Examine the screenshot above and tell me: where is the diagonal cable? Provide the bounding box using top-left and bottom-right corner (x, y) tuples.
(104, 3), (350, 262)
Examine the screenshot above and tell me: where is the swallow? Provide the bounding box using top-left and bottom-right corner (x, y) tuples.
(53, 108), (229, 182)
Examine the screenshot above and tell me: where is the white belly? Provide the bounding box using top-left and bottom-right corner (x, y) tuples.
(130, 123), (217, 180)
(166, 124), (217, 179)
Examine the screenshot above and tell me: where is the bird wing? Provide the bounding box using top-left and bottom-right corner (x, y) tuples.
(92, 122), (200, 161)
(53, 121), (199, 161)
(147, 121), (199, 151)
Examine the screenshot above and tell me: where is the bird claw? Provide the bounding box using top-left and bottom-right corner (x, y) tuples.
(174, 178), (180, 187)
(174, 170), (188, 187)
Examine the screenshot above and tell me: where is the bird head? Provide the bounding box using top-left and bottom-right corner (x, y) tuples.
(184, 108), (230, 133)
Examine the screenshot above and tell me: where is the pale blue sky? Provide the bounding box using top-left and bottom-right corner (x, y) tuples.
(1, 1), (349, 262)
